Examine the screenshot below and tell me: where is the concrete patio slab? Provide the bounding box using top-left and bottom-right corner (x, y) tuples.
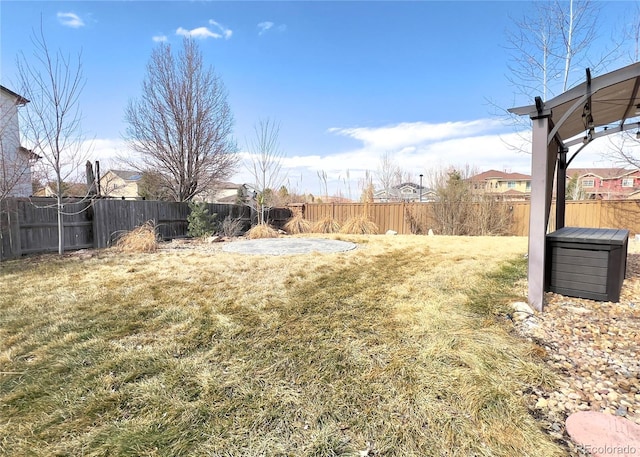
(566, 411), (640, 457)
(221, 237), (357, 255)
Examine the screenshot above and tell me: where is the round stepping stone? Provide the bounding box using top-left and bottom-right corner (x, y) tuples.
(566, 411), (640, 457)
(221, 238), (357, 255)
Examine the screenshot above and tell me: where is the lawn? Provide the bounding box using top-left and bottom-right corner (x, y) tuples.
(0, 235), (565, 456)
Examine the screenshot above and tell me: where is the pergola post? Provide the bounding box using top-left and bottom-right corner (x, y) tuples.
(528, 115), (557, 312)
(556, 147), (567, 230)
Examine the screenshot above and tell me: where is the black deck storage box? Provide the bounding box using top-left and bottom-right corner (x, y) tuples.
(545, 227), (629, 302)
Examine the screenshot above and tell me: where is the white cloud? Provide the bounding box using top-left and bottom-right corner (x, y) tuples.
(152, 35), (167, 43)
(57, 12), (85, 28)
(230, 121), (533, 196)
(232, 119), (621, 197)
(257, 21), (273, 35)
(82, 138), (139, 172)
(328, 119), (505, 151)
(258, 21), (286, 36)
(209, 20), (232, 39)
(176, 20), (232, 40)
(177, 26), (221, 40)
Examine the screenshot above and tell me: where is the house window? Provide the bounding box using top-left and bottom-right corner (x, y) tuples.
(525, 181), (531, 191)
(622, 178), (634, 187)
(582, 179), (595, 188)
(507, 181), (516, 189)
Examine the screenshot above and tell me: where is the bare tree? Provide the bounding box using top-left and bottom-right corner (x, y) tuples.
(125, 38), (237, 202)
(376, 151), (402, 201)
(506, 0), (605, 103)
(605, 130), (640, 169)
(497, 0), (623, 152)
(246, 118), (286, 224)
(566, 172), (586, 200)
(426, 164), (512, 236)
(629, 2), (640, 63)
(605, 4), (640, 168)
(16, 23), (88, 255)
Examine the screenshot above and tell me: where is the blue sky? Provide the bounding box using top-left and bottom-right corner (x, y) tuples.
(1, 1), (638, 197)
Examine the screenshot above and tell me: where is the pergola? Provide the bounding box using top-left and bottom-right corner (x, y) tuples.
(509, 62), (640, 312)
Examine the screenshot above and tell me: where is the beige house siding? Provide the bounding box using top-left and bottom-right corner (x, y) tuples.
(0, 86), (32, 197)
(99, 170), (141, 199)
(470, 170), (532, 201)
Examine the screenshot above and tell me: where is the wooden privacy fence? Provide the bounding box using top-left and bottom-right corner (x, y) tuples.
(301, 201), (640, 236)
(3, 198), (639, 260)
(0, 198), (259, 260)
(1, 198), (93, 260)
(303, 202), (437, 235)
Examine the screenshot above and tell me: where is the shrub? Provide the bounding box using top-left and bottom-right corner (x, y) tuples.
(221, 215), (244, 237)
(116, 221), (159, 253)
(312, 216), (341, 234)
(428, 165), (513, 236)
(283, 213), (311, 234)
(339, 216), (378, 235)
(246, 224), (279, 239)
(187, 201), (217, 237)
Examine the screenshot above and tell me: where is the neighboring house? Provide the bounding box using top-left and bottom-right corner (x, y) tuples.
(198, 181), (249, 203)
(469, 170), (532, 201)
(34, 182), (88, 197)
(0, 85), (37, 197)
(566, 168), (640, 200)
(374, 182), (435, 202)
(99, 170), (143, 199)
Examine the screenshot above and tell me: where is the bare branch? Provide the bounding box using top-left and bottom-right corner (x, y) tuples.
(125, 38), (238, 201)
(245, 118), (286, 224)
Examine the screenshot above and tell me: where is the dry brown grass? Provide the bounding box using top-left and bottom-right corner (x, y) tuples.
(0, 235), (568, 456)
(246, 223), (280, 239)
(312, 216), (341, 233)
(115, 221), (158, 253)
(339, 215), (379, 235)
(283, 212), (312, 234)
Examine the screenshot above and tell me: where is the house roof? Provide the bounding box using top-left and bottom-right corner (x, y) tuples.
(17, 146), (41, 161)
(566, 168), (639, 179)
(394, 182), (426, 190)
(470, 170), (532, 181)
(35, 182), (88, 197)
(0, 85), (29, 105)
(106, 170), (143, 181)
(214, 181), (245, 190)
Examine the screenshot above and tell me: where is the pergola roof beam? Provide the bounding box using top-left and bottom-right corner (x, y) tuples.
(620, 76), (640, 124)
(564, 121), (640, 147)
(546, 92), (588, 146)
